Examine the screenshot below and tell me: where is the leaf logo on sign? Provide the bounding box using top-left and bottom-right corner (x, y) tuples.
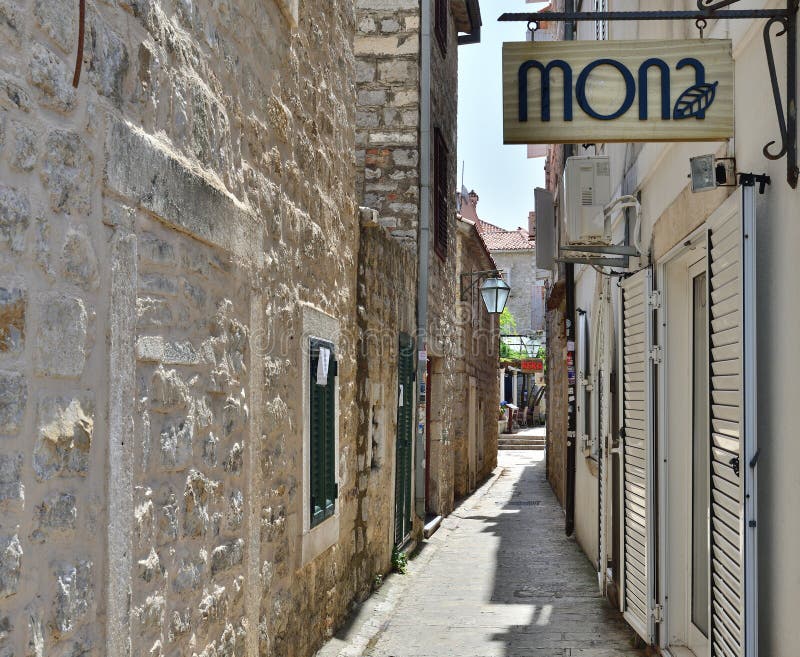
(673, 81), (719, 120)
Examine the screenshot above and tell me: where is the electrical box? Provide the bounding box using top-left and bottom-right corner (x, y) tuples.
(690, 154), (716, 192)
(565, 156), (612, 245)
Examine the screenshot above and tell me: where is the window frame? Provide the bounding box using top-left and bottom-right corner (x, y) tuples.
(300, 305), (341, 565)
(309, 338), (337, 529)
(433, 128), (449, 260)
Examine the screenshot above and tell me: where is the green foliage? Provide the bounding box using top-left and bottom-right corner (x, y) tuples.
(499, 308), (517, 335)
(391, 545), (408, 574)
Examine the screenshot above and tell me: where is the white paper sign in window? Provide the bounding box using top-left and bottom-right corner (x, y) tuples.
(316, 347), (330, 385)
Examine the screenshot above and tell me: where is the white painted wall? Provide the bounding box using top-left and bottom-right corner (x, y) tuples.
(562, 2), (800, 652)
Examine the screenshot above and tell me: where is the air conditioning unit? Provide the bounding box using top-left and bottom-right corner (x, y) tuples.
(565, 156), (612, 245)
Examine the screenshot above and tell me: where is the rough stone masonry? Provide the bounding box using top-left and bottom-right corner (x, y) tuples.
(0, 1), (379, 657)
(0, 2), (498, 657)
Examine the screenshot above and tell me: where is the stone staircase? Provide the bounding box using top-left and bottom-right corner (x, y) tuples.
(498, 429), (547, 451)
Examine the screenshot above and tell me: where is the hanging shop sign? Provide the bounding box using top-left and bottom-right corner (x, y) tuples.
(521, 359), (545, 373)
(503, 39), (734, 145)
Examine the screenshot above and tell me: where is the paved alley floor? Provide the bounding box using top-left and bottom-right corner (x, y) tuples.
(318, 450), (647, 657)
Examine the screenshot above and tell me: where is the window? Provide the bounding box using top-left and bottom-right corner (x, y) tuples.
(433, 128), (449, 259)
(301, 305), (340, 564)
(309, 338), (337, 528)
(435, 0), (449, 54)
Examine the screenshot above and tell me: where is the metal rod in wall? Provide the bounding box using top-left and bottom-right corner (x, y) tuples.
(498, 9), (790, 23)
(787, 7), (798, 187)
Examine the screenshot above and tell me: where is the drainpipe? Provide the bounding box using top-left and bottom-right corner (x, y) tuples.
(415, 0), (432, 520)
(563, 0), (577, 538)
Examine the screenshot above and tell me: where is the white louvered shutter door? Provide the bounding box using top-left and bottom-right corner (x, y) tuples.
(620, 269), (655, 644)
(598, 282), (611, 594)
(707, 186), (758, 657)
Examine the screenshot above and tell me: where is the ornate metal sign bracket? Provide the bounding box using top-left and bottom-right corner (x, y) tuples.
(499, 0), (800, 188)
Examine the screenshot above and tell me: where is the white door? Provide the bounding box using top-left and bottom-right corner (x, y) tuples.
(706, 187), (758, 657)
(597, 279), (612, 594)
(689, 257), (710, 657)
(620, 269), (656, 645)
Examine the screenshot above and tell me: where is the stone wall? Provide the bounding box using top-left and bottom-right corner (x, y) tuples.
(356, 209), (419, 553)
(423, 5), (460, 518)
(0, 2), (372, 657)
(355, 0), (421, 239)
(492, 251), (539, 335)
(453, 221), (500, 500)
(354, 1), (461, 518)
(546, 282), (568, 508)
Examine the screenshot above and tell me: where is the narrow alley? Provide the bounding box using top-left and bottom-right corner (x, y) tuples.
(319, 448), (646, 657)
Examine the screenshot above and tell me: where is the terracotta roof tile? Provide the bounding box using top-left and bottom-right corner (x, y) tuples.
(476, 220), (534, 251)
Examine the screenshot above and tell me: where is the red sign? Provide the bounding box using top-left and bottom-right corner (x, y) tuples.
(521, 359), (544, 372)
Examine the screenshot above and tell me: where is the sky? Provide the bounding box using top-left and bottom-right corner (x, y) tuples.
(457, 2), (549, 231)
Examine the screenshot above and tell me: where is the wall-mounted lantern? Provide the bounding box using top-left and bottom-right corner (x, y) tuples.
(460, 270), (511, 315)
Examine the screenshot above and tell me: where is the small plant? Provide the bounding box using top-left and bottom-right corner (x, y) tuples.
(373, 573), (383, 589)
(391, 546), (408, 574)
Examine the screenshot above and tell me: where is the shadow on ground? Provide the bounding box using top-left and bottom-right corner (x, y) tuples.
(475, 453), (646, 657)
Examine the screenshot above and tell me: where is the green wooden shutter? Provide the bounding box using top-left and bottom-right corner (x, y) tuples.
(310, 342), (323, 527)
(310, 339), (337, 528)
(394, 334), (415, 545)
(323, 354), (337, 521)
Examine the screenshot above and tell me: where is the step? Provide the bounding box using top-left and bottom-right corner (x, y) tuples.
(498, 444), (546, 451)
(499, 437), (546, 444)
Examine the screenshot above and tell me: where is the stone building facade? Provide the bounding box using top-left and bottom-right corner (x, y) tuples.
(355, 208), (419, 553)
(459, 192), (542, 335)
(0, 2), (375, 657)
(355, 2), (421, 240)
(545, 282), (567, 508)
(354, 0), (483, 520)
(0, 2), (488, 657)
(453, 218), (500, 500)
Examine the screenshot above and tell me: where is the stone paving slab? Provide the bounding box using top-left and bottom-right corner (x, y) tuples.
(317, 451), (647, 657)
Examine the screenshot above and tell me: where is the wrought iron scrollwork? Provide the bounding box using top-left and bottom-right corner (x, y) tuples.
(697, 0), (743, 10)
(500, 0), (800, 187)
(762, 9), (799, 188)
(763, 17), (790, 161)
